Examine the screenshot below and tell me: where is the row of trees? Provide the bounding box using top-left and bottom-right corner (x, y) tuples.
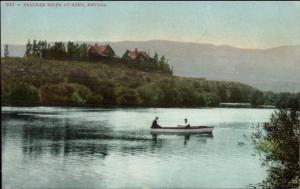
(2, 67), (266, 107)
(122, 50), (172, 74)
(3, 81), (220, 107)
(24, 39), (172, 74)
(3, 77), (299, 108)
(263, 91), (300, 109)
(25, 40), (89, 61)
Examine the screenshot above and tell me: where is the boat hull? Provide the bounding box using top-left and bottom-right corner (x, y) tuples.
(150, 126), (213, 134)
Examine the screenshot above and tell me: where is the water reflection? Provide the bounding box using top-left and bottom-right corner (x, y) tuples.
(184, 135), (190, 146)
(2, 112), (165, 160)
(2, 108), (272, 188)
(151, 133), (213, 146)
(2, 111), (215, 160)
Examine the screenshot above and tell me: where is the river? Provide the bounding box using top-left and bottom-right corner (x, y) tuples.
(2, 107), (275, 188)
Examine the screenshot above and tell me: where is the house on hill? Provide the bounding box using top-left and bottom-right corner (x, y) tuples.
(126, 48), (152, 62)
(88, 44), (117, 60)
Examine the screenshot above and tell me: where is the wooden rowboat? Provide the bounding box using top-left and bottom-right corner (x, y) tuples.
(150, 126), (214, 134)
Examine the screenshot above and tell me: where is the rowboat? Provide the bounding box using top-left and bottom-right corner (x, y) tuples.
(150, 126), (214, 134)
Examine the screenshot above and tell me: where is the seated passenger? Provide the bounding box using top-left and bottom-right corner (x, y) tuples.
(177, 118), (190, 128)
(151, 116), (161, 128)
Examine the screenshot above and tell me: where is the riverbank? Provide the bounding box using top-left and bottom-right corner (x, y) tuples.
(1, 57), (261, 107)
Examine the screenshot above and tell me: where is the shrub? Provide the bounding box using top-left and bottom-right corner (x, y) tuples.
(95, 80), (116, 104)
(137, 84), (162, 106)
(252, 109), (300, 188)
(68, 69), (98, 90)
(8, 83), (39, 105)
(114, 86), (141, 106)
(86, 94), (103, 106)
(204, 93), (221, 106)
(250, 90), (265, 106)
(39, 82), (91, 105)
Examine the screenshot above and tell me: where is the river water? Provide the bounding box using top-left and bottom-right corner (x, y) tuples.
(2, 107), (275, 188)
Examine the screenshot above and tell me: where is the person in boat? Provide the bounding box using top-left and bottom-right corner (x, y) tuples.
(178, 118), (190, 128)
(151, 116), (161, 128)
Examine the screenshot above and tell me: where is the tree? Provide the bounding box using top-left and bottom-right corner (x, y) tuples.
(114, 86), (141, 105)
(159, 55), (166, 68)
(122, 49), (131, 63)
(152, 52), (159, 68)
(79, 43), (88, 60)
(217, 85), (227, 102)
(9, 83), (39, 105)
(67, 41), (75, 60)
(51, 42), (67, 60)
(25, 39), (32, 57)
(250, 90), (265, 106)
(32, 40), (38, 57)
(4, 44), (9, 57)
(252, 108), (300, 188)
(153, 52), (159, 63)
(229, 86), (242, 102)
(39, 83), (92, 105)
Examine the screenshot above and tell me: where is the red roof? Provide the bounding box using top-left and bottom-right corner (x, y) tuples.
(88, 44), (114, 57)
(128, 49), (151, 60)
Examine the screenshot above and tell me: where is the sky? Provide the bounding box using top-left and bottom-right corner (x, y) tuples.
(1, 1), (300, 49)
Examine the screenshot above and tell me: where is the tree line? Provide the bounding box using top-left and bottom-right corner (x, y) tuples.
(24, 39), (172, 74)
(122, 50), (172, 74)
(2, 58), (262, 107)
(25, 40), (89, 60)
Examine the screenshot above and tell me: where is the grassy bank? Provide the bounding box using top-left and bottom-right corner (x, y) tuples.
(1, 57), (259, 107)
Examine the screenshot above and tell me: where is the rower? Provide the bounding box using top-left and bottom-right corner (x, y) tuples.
(151, 116), (161, 128)
(178, 118), (190, 128)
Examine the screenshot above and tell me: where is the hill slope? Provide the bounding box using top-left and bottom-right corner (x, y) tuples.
(4, 40), (299, 92)
(108, 40), (300, 92)
(1, 57), (259, 107)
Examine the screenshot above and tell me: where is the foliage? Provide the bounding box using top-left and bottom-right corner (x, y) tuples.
(263, 92), (300, 108)
(122, 50), (172, 74)
(252, 108), (300, 188)
(7, 83), (39, 105)
(95, 80), (116, 105)
(4, 44), (9, 57)
(2, 57), (273, 107)
(114, 86), (141, 105)
(39, 83), (92, 105)
(25, 39), (172, 74)
(250, 90), (265, 106)
(25, 39), (47, 58)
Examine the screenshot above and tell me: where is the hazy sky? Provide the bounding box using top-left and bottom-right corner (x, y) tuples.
(1, 1), (300, 49)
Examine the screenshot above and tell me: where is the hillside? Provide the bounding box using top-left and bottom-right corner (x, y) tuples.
(109, 41), (300, 92)
(1, 57), (259, 107)
(3, 40), (300, 92)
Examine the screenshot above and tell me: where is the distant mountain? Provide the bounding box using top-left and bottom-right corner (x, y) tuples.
(2, 40), (300, 92)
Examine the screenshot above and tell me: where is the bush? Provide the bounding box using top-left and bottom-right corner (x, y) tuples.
(137, 83), (162, 106)
(250, 90), (265, 106)
(86, 94), (103, 106)
(157, 80), (180, 106)
(114, 86), (141, 105)
(95, 80), (116, 104)
(8, 83), (39, 105)
(39, 83), (91, 105)
(68, 69), (98, 91)
(204, 93), (220, 106)
(252, 109), (300, 188)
